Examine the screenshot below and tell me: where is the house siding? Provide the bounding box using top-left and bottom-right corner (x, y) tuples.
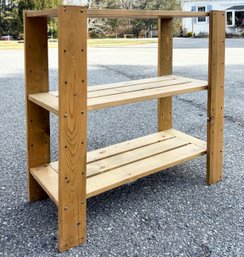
(182, 0), (244, 34)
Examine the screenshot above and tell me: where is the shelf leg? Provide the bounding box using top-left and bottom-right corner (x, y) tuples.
(24, 13), (50, 202)
(207, 11), (225, 184)
(158, 18), (173, 131)
(58, 6), (88, 252)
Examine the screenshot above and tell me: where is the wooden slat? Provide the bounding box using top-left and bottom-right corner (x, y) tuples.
(88, 77), (190, 98)
(88, 80), (207, 109)
(86, 143), (206, 198)
(24, 13), (50, 202)
(31, 164), (58, 205)
(207, 11), (225, 185)
(29, 92), (59, 115)
(51, 131), (174, 171)
(58, 6), (87, 252)
(158, 18), (173, 131)
(87, 75), (176, 92)
(87, 137), (188, 177)
(50, 76), (188, 98)
(30, 129), (207, 204)
(26, 8), (209, 18)
(167, 129), (207, 148)
(28, 76), (208, 115)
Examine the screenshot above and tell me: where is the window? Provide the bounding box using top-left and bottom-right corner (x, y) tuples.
(197, 6), (206, 22)
(227, 11), (233, 26)
(235, 11), (244, 27)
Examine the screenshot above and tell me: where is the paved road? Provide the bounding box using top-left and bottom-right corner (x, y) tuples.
(0, 38), (243, 257)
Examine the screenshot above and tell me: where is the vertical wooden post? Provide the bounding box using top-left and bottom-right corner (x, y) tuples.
(24, 13), (50, 202)
(58, 6), (87, 252)
(207, 11), (225, 184)
(158, 18), (173, 131)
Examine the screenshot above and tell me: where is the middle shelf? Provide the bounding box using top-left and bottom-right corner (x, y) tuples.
(30, 129), (207, 206)
(28, 75), (208, 115)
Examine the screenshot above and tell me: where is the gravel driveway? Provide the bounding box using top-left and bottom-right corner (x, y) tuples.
(0, 38), (243, 257)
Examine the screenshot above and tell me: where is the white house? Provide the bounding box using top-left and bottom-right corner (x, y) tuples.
(181, 0), (244, 35)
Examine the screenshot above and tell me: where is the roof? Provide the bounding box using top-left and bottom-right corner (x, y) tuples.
(226, 5), (244, 11)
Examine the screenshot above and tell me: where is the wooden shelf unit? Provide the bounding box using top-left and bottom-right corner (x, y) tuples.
(24, 6), (225, 252)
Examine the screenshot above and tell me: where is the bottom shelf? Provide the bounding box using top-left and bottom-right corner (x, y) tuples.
(30, 129), (207, 205)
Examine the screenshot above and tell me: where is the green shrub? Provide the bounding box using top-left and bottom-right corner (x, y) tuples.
(186, 32), (193, 37)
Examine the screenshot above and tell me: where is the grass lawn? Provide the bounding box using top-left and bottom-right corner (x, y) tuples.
(0, 38), (157, 50)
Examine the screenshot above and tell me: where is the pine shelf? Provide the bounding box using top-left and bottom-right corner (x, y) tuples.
(30, 129), (207, 206)
(24, 5), (225, 252)
(28, 75), (207, 114)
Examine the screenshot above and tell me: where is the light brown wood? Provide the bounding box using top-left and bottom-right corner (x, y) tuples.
(24, 13), (50, 202)
(26, 8), (209, 18)
(58, 6), (87, 252)
(30, 129), (207, 204)
(158, 18), (173, 131)
(28, 76), (208, 115)
(207, 11), (225, 185)
(86, 143), (205, 198)
(24, 6), (225, 253)
(31, 164), (58, 205)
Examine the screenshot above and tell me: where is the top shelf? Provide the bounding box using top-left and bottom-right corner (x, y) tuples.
(25, 8), (209, 19)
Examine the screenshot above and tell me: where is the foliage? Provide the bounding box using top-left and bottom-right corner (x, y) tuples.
(0, 0), (182, 39)
(186, 31), (193, 37)
(0, 0), (61, 38)
(88, 0), (181, 38)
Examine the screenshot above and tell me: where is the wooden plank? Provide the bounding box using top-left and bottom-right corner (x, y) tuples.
(88, 77), (191, 98)
(30, 165), (58, 205)
(48, 75), (203, 96)
(24, 13), (50, 202)
(207, 11), (225, 185)
(87, 137), (188, 177)
(158, 18), (173, 131)
(167, 129), (207, 149)
(88, 80), (207, 110)
(87, 75), (176, 92)
(58, 6), (87, 252)
(29, 92), (59, 115)
(28, 78), (207, 114)
(51, 76), (195, 97)
(86, 143), (206, 198)
(26, 8), (209, 18)
(51, 131), (174, 171)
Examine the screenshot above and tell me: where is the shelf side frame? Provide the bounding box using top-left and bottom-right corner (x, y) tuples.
(207, 10), (225, 184)
(158, 18), (173, 131)
(58, 5), (88, 252)
(24, 13), (50, 202)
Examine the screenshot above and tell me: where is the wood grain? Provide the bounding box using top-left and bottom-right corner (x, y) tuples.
(158, 18), (173, 131)
(30, 129), (207, 204)
(207, 11), (225, 184)
(24, 13), (50, 202)
(28, 76), (208, 115)
(58, 6), (87, 252)
(26, 8), (209, 18)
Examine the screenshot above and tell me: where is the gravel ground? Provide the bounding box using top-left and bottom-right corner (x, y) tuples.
(0, 38), (243, 257)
